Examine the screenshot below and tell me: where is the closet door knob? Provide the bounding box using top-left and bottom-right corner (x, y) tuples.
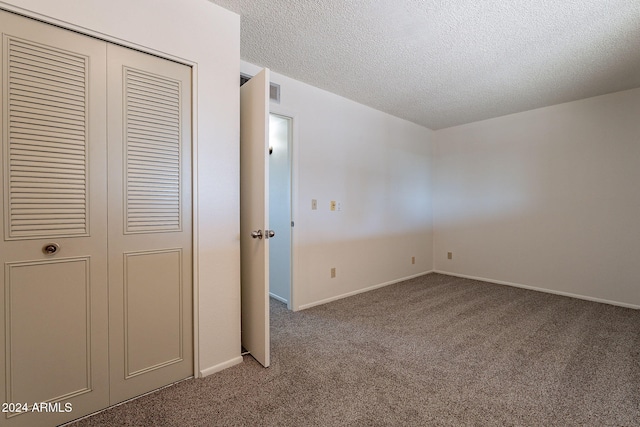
(43, 243), (60, 255)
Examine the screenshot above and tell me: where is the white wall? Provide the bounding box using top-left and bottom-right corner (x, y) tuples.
(434, 88), (640, 308)
(0, 0), (243, 375)
(242, 62), (434, 310)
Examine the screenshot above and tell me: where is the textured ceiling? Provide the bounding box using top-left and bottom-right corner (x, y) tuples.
(209, 0), (640, 130)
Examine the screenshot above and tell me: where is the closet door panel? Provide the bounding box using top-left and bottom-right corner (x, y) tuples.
(0, 10), (108, 427)
(107, 43), (193, 405)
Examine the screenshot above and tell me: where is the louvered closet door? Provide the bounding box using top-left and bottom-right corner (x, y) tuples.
(106, 44), (193, 404)
(0, 11), (109, 427)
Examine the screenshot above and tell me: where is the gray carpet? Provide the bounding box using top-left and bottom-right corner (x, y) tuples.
(70, 273), (640, 426)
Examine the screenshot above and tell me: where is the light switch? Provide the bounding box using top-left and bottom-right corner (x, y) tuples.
(312, 199), (317, 210)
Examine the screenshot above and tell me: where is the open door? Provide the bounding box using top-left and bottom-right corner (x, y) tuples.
(240, 69), (271, 367)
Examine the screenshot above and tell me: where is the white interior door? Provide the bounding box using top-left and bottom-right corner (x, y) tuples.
(240, 68), (271, 367)
(106, 43), (193, 404)
(0, 10), (109, 427)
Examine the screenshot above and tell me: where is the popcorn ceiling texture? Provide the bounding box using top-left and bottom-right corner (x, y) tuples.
(210, 0), (640, 130)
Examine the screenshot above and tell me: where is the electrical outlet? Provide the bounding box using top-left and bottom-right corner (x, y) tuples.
(330, 267), (336, 278)
(447, 252), (453, 260)
(411, 256), (415, 265)
(330, 201), (336, 211)
(312, 199), (317, 210)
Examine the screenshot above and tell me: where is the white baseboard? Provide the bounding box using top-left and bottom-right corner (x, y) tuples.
(434, 270), (640, 310)
(298, 270), (434, 311)
(199, 356), (243, 378)
(269, 292), (288, 304)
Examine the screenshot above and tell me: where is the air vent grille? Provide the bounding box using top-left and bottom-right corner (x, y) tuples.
(269, 82), (280, 104)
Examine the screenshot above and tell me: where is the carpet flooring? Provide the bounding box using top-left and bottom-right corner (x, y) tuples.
(70, 273), (640, 426)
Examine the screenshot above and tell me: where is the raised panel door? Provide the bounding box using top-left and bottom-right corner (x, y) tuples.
(106, 43), (193, 405)
(0, 10), (109, 427)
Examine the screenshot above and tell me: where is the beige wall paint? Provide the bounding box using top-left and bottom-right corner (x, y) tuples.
(0, 0), (242, 375)
(434, 88), (640, 308)
(242, 62), (435, 310)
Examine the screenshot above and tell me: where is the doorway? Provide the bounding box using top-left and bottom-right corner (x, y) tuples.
(268, 113), (293, 308)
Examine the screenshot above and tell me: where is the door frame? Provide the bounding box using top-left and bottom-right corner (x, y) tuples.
(0, 4), (201, 377)
(269, 107), (299, 311)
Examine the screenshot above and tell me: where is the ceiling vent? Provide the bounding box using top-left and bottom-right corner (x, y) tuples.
(240, 73), (280, 104)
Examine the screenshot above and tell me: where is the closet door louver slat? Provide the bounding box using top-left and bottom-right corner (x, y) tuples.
(124, 68), (181, 233)
(5, 37), (88, 238)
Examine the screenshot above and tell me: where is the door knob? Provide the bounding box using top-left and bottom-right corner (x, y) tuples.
(42, 243), (60, 255)
(251, 230), (263, 239)
(265, 230), (275, 239)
